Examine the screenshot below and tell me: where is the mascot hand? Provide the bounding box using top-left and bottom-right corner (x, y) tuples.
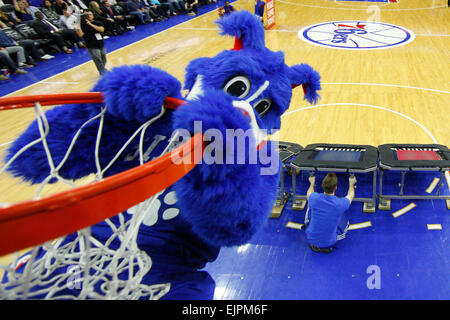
(172, 90), (279, 247)
(173, 90), (257, 180)
(91, 65), (183, 122)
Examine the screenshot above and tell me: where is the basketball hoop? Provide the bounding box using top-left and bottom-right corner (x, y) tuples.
(0, 93), (203, 299)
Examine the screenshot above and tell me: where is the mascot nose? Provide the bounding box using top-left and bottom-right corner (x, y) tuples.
(236, 108), (251, 121)
(232, 100), (266, 147)
(232, 101), (252, 123)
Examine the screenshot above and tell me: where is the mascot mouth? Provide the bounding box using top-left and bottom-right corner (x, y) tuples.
(186, 75), (268, 148)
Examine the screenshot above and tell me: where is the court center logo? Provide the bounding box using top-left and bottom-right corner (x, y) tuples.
(298, 21), (415, 50)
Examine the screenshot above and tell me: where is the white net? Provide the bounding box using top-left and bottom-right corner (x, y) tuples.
(0, 100), (178, 299)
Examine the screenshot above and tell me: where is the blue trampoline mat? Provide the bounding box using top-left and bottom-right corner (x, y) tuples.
(311, 150), (363, 162)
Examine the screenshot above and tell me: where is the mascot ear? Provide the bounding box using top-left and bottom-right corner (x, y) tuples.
(215, 10), (265, 50)
(288, 64), (321, 104)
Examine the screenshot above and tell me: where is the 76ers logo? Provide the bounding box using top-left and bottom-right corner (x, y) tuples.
(298, 21), (415, 50)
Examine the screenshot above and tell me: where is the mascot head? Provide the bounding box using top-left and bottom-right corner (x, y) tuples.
(183, 11), (321, 142)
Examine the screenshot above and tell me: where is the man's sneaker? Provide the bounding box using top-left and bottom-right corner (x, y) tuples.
(0, 74), (9, 80)
(126, 26), (135, 30)
(18, 63), (34, 68)
(309, 244), (333, 254)
(13, 68), (27, 75)
(41, 54), (55, 60)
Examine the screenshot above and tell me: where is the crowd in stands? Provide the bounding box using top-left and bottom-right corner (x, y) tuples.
(0, 0), (217, 80)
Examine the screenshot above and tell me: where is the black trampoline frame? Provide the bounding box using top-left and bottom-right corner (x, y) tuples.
(378, 144), (450, 202)
(289, 144), (379, 211)
(271, 141), (303, 217)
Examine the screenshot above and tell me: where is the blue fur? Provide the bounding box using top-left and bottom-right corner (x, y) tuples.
(4, 10), (321, 299)
(216, 10), (266, 50)
(289, 63), (322, 104)
(91, 64), (182, 121)
(6, 66), (180, 184)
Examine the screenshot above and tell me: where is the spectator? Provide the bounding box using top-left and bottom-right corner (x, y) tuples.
(0, 48), (28, 74)
(141, 0), (166, 21)
(126, 0), (151, 24)
(254, 0), (265, 23)
(31, 11), (85, 53)
(303, 173), (355, 254)
(100, 0), (127, 33)
(89, 1), (121, 35)
(41, 0), (62, 23)
(21, 0), (42, 18)
(59, 8), (78, 30)
(184, 0), (198, 16)
(0, 8), (18, 27)
(76, 9), (107, 75)
(0, 22), (55, 62)
(13, 0), (35, 22)
(0, 43), (32, 68)
(166, 0), (185, 14)
(146, 0), (169, 19)
(159, 0), (177, 16)
(53, 0), (70, 16)
(66, 0), (87, 12)
(218, 1), (234, 17)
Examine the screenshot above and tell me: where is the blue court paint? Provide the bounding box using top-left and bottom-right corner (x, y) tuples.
(204, 169), (450, 299)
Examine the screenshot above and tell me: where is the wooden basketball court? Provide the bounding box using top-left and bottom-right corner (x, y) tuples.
(0, 0), (449, 290)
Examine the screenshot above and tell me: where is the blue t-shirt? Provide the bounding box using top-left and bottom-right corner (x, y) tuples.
(224, 5), (234, 15)
(305, 192), (350, 248)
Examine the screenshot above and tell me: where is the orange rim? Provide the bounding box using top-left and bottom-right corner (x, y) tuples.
(0, 92), (185, 110)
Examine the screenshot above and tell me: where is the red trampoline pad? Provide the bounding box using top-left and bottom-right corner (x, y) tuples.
(396, 150), (441, 161)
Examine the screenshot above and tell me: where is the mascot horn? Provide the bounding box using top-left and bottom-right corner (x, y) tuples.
(5, 11), (320, 299)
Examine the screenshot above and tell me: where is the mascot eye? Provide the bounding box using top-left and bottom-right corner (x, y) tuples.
(223, 76), (251, 99)
(253, 98), (272, 118)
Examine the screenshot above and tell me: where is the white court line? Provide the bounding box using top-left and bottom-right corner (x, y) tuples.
(286, 221), (304, 229)
(425, 177), (440, 194)
(348, 221), (372, 230)
(278, 0), (446, 11)
(40, 81), (81, 85)
(445, 171), (450, 191)
(287, 220), (373, 230)
(0, 141), (13, 148)
(427, 224), (442, 230)
(334, 0), (389, 8)
(392, 203), (416, 218)
(322, 83), (450, 95)
(281, 103), (439, 144)
(173, 27), (450, 37)
(415, 34), (450, 37)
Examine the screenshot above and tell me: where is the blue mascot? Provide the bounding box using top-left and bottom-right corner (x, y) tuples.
(5, 11), (320, 299)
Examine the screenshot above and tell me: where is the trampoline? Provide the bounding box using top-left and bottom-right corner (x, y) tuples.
(290, 143), (379, 213)
(378, 144), (450, 210)
(271, 141), (303, 218)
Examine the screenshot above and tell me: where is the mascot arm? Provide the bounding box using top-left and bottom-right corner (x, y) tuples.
(289, 64), (321, 104)
(5, 65), (184, 184)
(172, 90), (279, 247)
